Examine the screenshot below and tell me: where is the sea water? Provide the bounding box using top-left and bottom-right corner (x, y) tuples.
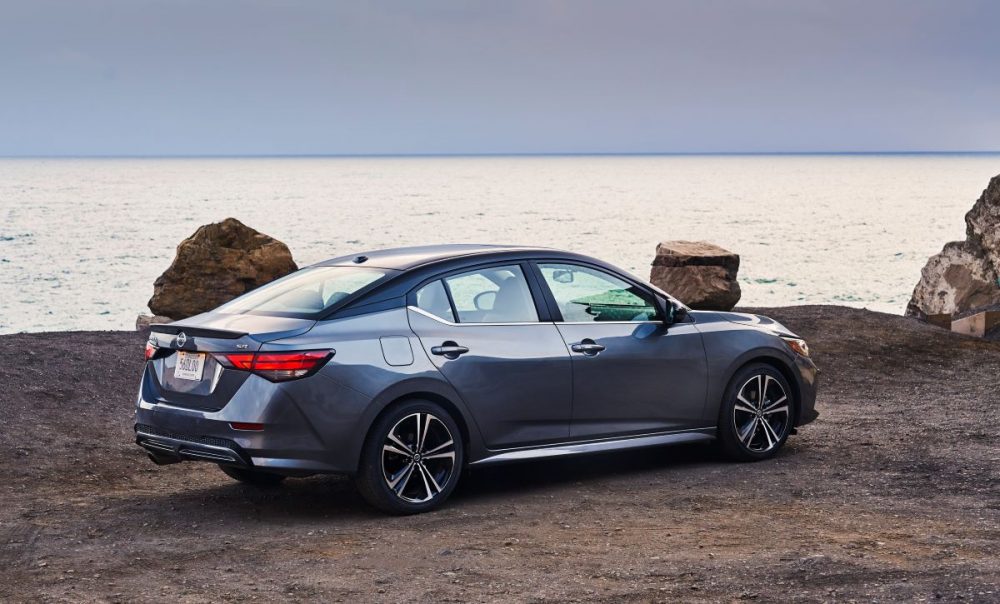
(1, 154), (997, 333)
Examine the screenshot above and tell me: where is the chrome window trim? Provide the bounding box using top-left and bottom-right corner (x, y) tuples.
(407, 305), (665, 327)
(555, 320), (665, 325)
(407, 305), (543, 327)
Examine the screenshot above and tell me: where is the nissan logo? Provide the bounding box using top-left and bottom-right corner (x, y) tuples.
(175, 332), (188, 348)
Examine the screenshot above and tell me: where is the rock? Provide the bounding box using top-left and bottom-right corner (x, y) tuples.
(906, 241), (1000, 320)
(649, 241), (741, 310)
(907, 175), (1000, 321)
(148, 218), (297, 319)
(135, 314), (173, 331)
(950, 307), (1000, 338)
(965, 174), (1000, 269)
(922, 314), (954, 330)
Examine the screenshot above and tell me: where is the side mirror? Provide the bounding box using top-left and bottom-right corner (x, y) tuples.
(659, 298), (685, 324)
(673, 304), (688, 323)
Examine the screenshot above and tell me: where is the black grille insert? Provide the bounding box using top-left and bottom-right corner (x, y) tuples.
(134, 424), (239, 450)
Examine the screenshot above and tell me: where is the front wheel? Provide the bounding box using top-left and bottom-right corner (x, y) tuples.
(717, 364), (794, 461)
(355, 400), (463, 514)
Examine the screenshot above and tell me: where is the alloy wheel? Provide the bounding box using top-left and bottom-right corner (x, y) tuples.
(381, 412), (457, 503)
(732, 374), (790, 453)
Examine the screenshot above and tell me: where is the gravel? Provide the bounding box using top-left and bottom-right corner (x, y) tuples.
(1, 305), (998, 602)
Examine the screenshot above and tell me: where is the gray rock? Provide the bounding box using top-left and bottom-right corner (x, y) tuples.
(906, 241), (999, 320)
(649, 241), (741, 311)
(907, 175), (1000, 321)
(965, 174), (1000, 270)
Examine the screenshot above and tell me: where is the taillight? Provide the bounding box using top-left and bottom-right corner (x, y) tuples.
(230, 422), (264, 431)
(144, 341), (157, 361)
(220, 353), (255, 370)
(214, 350), (333, 382)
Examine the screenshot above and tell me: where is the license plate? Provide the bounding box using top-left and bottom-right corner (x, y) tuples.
(174, 351), (206, 381)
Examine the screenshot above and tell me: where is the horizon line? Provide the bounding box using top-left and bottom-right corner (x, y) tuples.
(2, 150), (1000, 159)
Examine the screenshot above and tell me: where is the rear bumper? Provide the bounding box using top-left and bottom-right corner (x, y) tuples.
(136, 424), (251, 467)
(134, 393), (353, 475)
(136, 351), (383, 474)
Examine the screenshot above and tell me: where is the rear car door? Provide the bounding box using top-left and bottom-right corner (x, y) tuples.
(534, 262), (708, 439)
(406, 263), (573, 449)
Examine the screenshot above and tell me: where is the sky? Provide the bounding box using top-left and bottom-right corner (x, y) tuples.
(1, 0), (998, 156)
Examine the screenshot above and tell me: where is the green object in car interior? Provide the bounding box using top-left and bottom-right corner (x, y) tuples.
(569, 289), (655, 321)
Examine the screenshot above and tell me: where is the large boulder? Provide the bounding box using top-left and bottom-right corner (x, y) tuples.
(649, 241), (741, 310)
(907, 175), (1000, 321)
(148, 218), (298, 319)
(965, 174), (1000, 269)
(905, 241), (999, 319)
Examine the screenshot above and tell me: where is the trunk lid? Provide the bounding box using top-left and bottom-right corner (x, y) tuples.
(144, 312), (316, 411)
(150, 311), (316, 346)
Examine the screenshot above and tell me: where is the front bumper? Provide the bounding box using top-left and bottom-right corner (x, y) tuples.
(793, 355), (819, 426)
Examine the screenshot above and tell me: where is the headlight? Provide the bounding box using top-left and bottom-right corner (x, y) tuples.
(781, 337), (809, 357)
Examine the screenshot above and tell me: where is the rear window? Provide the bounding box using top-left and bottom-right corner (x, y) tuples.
(216, 266), (389, 317)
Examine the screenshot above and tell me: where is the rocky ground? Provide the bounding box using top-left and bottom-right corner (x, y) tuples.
(1, 305), (998, 603)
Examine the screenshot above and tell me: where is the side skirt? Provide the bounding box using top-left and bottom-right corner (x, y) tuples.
(470, 427), (717, 466)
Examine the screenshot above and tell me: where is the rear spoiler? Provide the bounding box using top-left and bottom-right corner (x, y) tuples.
(149, 325), (247, 340)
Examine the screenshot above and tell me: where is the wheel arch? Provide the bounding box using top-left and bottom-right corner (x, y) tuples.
(371, 391), (472, 458)
(347, 377), (485, 473)
(724, 353), (802, 425)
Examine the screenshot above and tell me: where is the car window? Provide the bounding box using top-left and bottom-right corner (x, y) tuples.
(538, 263), (659, 322)
(443, 265), (538, 323)
(216, 266), (388, 317)
(414, 280), (456, 322)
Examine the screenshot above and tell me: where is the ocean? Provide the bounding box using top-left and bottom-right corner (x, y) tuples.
(1, 154), (997, 334)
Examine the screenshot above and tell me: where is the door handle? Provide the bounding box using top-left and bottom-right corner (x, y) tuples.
(571, 339), (606, 356)
(431, 341), (470, 359)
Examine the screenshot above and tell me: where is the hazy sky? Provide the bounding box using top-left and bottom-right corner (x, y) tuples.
(2, 0), (998, 156)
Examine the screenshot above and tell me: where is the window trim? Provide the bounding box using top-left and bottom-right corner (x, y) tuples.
(529, 260), (665, 324)
(406, 260), (552, 325)
(407, 304), (547, 327)
(413, 278), (457, 323)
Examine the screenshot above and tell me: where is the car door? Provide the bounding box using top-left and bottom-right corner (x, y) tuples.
(406, 263), (573, 449)
(534, 262), (708, 439)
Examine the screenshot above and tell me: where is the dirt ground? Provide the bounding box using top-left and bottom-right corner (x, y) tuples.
(1, 305), (998, 603)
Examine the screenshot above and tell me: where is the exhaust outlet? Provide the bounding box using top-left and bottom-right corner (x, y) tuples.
(147, 452), (181, 466)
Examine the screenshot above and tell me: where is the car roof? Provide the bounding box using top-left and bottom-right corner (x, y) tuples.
(318, 243), (681, 320)
(315, 244), (560, 271)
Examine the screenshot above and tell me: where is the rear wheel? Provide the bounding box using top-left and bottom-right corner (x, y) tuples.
(219, 465), (287, 486)
(717, 363), (794, 461)
(355, 400), (463, 514)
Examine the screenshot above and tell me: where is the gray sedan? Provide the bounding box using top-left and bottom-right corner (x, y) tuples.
(136, 244), (818, 514)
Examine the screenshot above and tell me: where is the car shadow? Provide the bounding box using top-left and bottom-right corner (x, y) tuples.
(453, 441), (722, 503)
(123, 441), (738, 523)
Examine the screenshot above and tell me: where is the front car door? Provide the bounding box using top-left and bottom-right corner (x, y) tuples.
(533, 262), (709, 439)
(406, 263), (573, 449)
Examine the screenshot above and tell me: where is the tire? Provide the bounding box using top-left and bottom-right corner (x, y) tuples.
(717, 363), (795, 461)
(354, 399), (464, 514)
(219, 465), (287, 486)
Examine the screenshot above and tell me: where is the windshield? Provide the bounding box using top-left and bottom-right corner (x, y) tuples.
(216, 266), (390, 317)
